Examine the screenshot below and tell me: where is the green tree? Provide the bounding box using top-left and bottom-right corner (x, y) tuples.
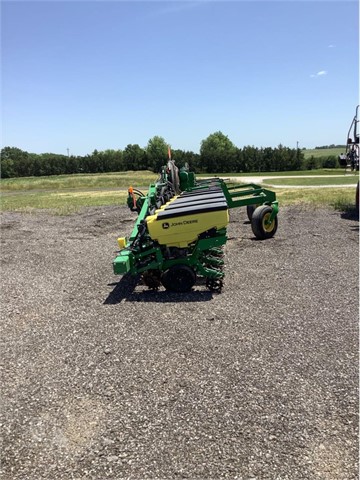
(200, 132), (237, 173)
(146, 136), (169, 173)
(304, 155), (318, 170)
(171, 149), (200, 171)
(1, 147), (33, 177)
(38, 153), (68, 175)
(82, 151), (99, 173)
(0, 147), (16, 178)
(97, 149), (124, 172)
(321, 155), (337, 168)
(261, 147), (274, 172)
(272, 144), (302, 171)
(242, 146), (260, 172)
(234, 148), (245, 172)
(123, 144), (147, 171)
(65, 155), (81, 174)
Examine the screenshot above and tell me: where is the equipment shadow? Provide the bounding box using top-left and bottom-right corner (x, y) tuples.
(340, 208), (359, 223)
(340, 208), (359, 232)
(104, 273), (214, 304)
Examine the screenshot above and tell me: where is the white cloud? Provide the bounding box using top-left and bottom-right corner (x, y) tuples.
(310, 70), (328, 78)
(328, 44), (335, 48)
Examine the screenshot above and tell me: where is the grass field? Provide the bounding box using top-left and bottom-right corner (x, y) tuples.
(0, 170), (358, 215)
(263, 175), (359, 186)
(0, 169), (348, 193)
(197, 169), (346, 177)
(302, 148), (345, 158)
(0, 190), (129, 215)
(0, 171), (158, 192)
(274, 188), (356, 210)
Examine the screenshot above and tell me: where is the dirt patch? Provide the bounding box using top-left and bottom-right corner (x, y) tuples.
(1, 205), (358, 479)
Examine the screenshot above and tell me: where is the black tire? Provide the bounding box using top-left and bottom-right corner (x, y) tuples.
(161, 264), (196, 292)
(246, 204), (258, 221)
(251, 205), (278, 240)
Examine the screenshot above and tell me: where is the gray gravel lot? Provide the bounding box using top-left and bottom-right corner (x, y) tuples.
(1, 205), (358, 480)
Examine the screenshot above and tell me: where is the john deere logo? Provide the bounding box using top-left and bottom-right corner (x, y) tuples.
(162, 222), (170, 229)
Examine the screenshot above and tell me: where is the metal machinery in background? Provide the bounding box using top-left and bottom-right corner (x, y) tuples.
(338, 105), (359, 172)
(113, 162), (279, 293)
(338, 105), (359, 209)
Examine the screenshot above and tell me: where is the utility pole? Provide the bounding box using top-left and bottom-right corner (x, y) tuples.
(296, 141), (300, 164)
(67, 148), (70, 157)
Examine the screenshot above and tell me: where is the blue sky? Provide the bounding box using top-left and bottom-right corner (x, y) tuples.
(1, 0), (359, 156)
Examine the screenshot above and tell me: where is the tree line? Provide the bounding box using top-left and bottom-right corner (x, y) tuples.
(314, 144), (346, 149)
(0, 132), (339, 179)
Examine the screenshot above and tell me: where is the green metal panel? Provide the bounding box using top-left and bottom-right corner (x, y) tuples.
(113, 251), (132, 275)
(219, 181), (277, 209)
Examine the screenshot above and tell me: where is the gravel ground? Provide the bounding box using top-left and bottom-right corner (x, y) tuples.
(1, 205), (358, 480)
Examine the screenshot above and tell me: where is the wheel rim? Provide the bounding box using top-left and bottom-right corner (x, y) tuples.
(262, 212), (275, 233)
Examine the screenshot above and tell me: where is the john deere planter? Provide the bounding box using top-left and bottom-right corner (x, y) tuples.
(113, 162), (278, 293)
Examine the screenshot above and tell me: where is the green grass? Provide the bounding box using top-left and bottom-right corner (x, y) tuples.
(1, 170), (358, 215)
(197, 169), (345, 177)
(1, 190), (128, 215)
(1, 169), (347, 193)
(274, 187), (356, 209)
(263, 175), (359, 186)
(1, 186), (357, 215)
(302, 148), (345, 158)
(0, 171), (158, 192)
